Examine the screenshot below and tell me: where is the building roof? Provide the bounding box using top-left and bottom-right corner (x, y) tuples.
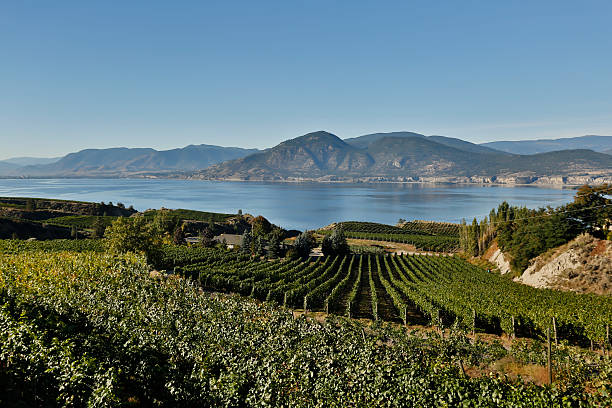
(213, 233), (243, 246)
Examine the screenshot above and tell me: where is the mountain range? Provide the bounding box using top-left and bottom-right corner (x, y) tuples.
(2, 145), (258, 177)
(194, 131), (612, 185)
(481, 135), (612, 155)
(2, 132), (611, 185)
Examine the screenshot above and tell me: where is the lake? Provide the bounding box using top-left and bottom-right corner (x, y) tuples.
(0, 179), (577, 230)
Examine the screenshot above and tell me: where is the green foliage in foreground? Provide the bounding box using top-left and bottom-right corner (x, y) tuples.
(1, 250), (610, 407)
(0, 238), (104, 254)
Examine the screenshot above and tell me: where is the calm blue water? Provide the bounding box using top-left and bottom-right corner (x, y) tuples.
(0, 179), (577, 230)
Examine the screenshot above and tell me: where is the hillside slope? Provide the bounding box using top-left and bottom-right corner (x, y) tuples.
(481, 135), (612, 155)
(197, 131), (612, 183)
(198, 131), (374, 179)
(515, 234), (612, 295)
(7, 145), (259, 177)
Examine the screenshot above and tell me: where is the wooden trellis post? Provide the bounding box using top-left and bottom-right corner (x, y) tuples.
(472, 309), (476, 336)
(547, 328), (553, 385)
(552, 316), (558, 346)
(511, 316), (516, 339)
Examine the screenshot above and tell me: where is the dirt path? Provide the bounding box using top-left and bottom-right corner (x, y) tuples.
(353, 257), (374, 319)
(383, 262), (430, 325)
(372, 261), (403, 324)
(332, 261), (356, 316)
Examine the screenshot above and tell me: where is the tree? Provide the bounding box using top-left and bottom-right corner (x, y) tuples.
(71, 225), (78, 240)
(568, 184), (612, 235)
(267, 233), (281, 259)
(173, 225), (185, 245)
(254, 236), (267, 257)
(293, 231), (315, 258)
(322, 228), (350, 256)
(241, 231), (253, 255)
(470, 218), (480, 256)
(25, 199), (35, 211)
(251, 215), (272, 237)
(199, 227), (215, 248)
(92, 216), (106, 238)
(151, 210), (179, 241)
(105, 217), (159, 263)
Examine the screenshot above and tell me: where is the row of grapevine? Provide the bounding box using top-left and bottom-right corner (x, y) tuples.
(2, 248), (608, 405)
(325, 220), (460, 237)
(368, 256), (378, 321)
(330, 230), (459, 252)
(400, 220), (460, 237)
(345, 255), (363, 318)
(153, 244), (612, 344)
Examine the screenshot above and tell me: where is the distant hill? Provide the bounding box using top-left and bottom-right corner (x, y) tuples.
(426, 135), (509, 155)
(344, 131), (426, 149)
(604, 148), (612, 155)
(480, 135), (612, 155)
(0, 162), (18, 173)
(3, 131), (612, 184)
(196, 131), (612, 184)
(9, 145), (259, 177)
(345, 132), (506, 155)
(0, 157), (61, 166)
(199, 131), (373, 179)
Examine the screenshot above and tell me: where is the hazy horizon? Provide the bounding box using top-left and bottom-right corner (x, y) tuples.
(2, 131), (612, 162)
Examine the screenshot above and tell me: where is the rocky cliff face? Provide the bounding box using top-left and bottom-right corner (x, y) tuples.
(483, 241), (512, 275)
(515, 234), (612, 295)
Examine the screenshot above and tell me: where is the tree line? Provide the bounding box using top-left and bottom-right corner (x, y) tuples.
(460, 184), (612, 272)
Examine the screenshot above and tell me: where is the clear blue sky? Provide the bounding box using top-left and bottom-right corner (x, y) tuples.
(1, 1), (612, 159)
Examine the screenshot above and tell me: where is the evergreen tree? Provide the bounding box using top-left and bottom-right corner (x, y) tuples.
(254, 236), (267, 257)
(267, 233), (281, 259)
(321, 235), (333, 256)
(241, 231), (253, 255)
(294, 231), (315, 258)
(322, 228), (350, 256)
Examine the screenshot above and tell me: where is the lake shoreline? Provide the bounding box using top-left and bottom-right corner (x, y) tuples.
(0, 179), (578, 230)
(0, 176), (585, 189)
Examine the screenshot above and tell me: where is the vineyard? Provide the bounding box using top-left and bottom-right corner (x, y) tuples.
(42, 215), (118, 229)
(159, 246), (612, 346)
(320, 221), (460, 252)
(0, 238), (105, 253)
(143, 208), (235, 222)
(1, 245), (611, 406)
(400, 220), (460, 236)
